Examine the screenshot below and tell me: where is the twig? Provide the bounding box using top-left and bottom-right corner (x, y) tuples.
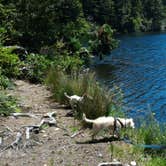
(71, 130), (84, 138)
(3, 124), (13, 133)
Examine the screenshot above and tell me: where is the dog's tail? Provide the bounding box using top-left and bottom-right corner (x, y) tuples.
(64, 92), (71, 99)
(82, 113), (95, 123)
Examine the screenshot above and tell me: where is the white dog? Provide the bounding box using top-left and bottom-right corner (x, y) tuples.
(83, 113), (135, 139)
(64, 92), (84, 110)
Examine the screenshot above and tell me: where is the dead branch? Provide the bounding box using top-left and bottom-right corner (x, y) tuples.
(11, 113), (38, 118)
(0, 111), (57, 153)
(71, 130), (84, 138)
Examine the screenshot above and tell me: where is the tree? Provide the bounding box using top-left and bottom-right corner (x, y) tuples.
(143, 0), (164, 31)
(82, 0), (115, 25)
(9, 0), (83, 51)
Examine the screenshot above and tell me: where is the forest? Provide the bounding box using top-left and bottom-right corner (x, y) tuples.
(0, 0), (166, 52)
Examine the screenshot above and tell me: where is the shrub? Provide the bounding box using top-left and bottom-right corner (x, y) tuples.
(0, 92), (21, 116)
(0, 74), (13, 90)
(89, 24), (118, 60)
(52, 55), (84, 74)
(46, 69), (122, 119)
(23, 53), (51, 83)
(0, 47), (21, 77)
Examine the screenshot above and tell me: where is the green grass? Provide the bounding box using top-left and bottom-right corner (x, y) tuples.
(110, 113), (166, 166)
(145, 157), (166, 166)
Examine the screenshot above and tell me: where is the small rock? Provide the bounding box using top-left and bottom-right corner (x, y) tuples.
(55, 128), (60, 131)
(98, 153), (103, 158)
(41, 130), (46, 133)
(130, 161), (137, 166)
(43, 134), (48, 137)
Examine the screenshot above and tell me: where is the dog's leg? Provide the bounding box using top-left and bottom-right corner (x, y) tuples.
(72, 104), (78, 127)
(91, 125), (100, 140)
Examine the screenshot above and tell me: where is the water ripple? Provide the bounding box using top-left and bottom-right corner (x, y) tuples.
(95, 32), (166, 123)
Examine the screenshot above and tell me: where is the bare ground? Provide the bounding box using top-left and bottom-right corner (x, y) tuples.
(0, 80), (133, 166)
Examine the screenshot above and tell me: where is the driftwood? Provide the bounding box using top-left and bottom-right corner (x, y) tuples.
(0, 111), (57, 153)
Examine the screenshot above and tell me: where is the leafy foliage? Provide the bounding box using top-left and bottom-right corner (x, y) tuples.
(23, 54), (51, 83)
(52, 55), (84, 74)
(0, 47), (21, 77)
(0, 92), (20, 116)
(0, 70), (13, 89)
(89, 24), (118, 59)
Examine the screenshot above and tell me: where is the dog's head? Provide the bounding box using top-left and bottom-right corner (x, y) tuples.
(128, 118), (135, 128)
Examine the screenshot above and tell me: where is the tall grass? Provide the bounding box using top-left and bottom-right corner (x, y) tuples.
(120, 112), (166, 159)
(46, 68), (122, 119)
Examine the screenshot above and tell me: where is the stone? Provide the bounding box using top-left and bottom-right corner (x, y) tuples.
(130, 161), (137, 166)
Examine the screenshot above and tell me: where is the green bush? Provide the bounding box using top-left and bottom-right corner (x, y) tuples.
(0, 92), (21, 116)
(0, 47), (21, 78)
(52, 55), (84, 74)
(46, 69), (122, 119)
(0, 74), (13, 90)
(89, 24), (118, 59)
(23, 54), (51, 83)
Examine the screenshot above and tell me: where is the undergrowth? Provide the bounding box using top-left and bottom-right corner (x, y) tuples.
(0, 92), (21, 116)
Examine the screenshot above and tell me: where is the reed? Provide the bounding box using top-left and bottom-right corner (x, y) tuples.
(46, 68), (122, 119)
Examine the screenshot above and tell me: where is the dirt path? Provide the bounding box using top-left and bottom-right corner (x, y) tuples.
(0, 80), (129, 166)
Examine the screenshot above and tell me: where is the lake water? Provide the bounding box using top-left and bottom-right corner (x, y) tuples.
(94, 32), (166, 123)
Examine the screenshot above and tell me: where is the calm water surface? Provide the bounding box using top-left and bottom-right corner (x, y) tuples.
(94, 33), (166, 123)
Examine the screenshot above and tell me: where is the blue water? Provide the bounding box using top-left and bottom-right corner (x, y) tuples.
(94, 33), (166, 123)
